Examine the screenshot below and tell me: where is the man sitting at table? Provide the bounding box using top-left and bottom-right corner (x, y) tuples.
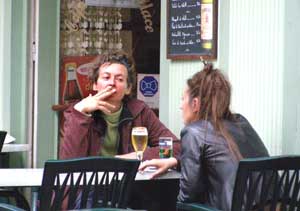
(59, 50), (180, 161)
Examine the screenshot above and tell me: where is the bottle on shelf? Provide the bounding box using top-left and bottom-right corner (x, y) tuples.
(64, 64), (82, 102)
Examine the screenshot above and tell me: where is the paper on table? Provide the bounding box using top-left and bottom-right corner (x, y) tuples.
(143, 166), (158, 172)
(142, 166), (173, 173)
(4, 134), (16, 144)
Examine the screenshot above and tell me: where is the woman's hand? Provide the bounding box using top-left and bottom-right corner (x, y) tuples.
(139, 157), (178, 179)
(74, 86), (116, 114)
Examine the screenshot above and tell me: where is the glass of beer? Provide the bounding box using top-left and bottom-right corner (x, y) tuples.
(131, 127), (148, 161)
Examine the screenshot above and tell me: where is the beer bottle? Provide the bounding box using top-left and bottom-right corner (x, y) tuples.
(64, 64), (82, 102)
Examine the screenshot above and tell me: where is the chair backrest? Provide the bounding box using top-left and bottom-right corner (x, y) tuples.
(39, 156), (140, 211)
(0, 203), (25, 211)
(0, 131), (7, 151)
(232, 156), (300, 211)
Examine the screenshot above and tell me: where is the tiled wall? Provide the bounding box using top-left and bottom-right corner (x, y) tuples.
(228, 0), (284, 155)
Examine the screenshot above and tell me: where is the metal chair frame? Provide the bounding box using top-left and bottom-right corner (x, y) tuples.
(177, 156), (300, 211)
(39, 156), (140, 211)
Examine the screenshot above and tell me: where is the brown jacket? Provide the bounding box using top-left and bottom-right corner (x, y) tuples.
(59, 99), (180, 161)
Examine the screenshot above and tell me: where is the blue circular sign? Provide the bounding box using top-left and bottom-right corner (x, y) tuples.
(139, 76), (158, 97)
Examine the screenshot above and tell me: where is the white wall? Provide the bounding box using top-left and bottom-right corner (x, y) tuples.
(160, 0), (300, 156)
(228, 0), (284, 155)
(160, 0), (232, 137)
(34, 0), (60, 167)
(0, 1), (12, 131)
(160, 1), (204, 136)
(0, 1), (30, 167)
(282, 0), (300, 154)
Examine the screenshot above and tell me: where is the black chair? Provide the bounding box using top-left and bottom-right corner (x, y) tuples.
(39, 156), (140, 211)
(0, 203), (25, 211)
(71, 209), (146, 211)
(0, 131), (7, 151)
(177, 155), (300, 211)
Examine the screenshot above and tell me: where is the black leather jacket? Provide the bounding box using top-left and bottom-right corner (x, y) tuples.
(177, 114), (269, 211)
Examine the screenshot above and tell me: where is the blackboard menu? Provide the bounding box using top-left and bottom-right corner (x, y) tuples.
(167, 0), (218, 60)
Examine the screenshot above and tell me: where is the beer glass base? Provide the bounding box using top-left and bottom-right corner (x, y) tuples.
(136, 151), (143, 161)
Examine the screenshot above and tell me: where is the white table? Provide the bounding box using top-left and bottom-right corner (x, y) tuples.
(2, 144), (30, 153)
(0, 168), (180, 187)
(0, 144), (30, 168)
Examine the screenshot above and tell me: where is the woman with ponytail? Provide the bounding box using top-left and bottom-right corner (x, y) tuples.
(140, 64), (269, 210)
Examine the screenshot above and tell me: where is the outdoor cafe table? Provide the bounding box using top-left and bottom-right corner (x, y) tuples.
(0, 168), (181, 211)
(0, 144), (30, 168)
(2, 144), (30, 153)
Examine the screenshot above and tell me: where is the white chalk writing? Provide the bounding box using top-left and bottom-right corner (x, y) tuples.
(169, 0), (201, 50)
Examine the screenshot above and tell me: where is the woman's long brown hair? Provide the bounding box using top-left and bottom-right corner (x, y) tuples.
(187, 64), (242, 160)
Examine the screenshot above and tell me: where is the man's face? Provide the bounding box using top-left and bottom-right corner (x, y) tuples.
(93, 63), (131, 103)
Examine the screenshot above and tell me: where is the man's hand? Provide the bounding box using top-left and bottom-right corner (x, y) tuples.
(74, 86), (116, 114)
(138, 158), (178, 179)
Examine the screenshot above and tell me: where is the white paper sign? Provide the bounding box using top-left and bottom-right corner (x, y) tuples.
(137, 74), (159, 109)
(4, 134), (16, 144)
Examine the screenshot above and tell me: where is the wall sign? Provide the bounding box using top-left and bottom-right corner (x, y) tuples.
(139, 75), (158, 97)
(137, 74), (159, 109)
(167, 0), (218, 60)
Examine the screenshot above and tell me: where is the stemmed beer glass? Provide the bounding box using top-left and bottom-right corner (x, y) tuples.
(131, 127), (148, 161)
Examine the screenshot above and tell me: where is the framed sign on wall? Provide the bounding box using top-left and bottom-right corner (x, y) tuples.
(167, 0), (218, 60)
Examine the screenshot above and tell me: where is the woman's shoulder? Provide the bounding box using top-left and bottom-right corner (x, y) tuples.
(225, 113), (253, 131)
(232, 113), (249, 123)
(180, 120), (217, 144)
(228, 113), (270, 157)
(181, 120), (211, 134)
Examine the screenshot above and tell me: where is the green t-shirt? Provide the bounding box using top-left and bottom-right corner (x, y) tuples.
(100, 106), (122, 156)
